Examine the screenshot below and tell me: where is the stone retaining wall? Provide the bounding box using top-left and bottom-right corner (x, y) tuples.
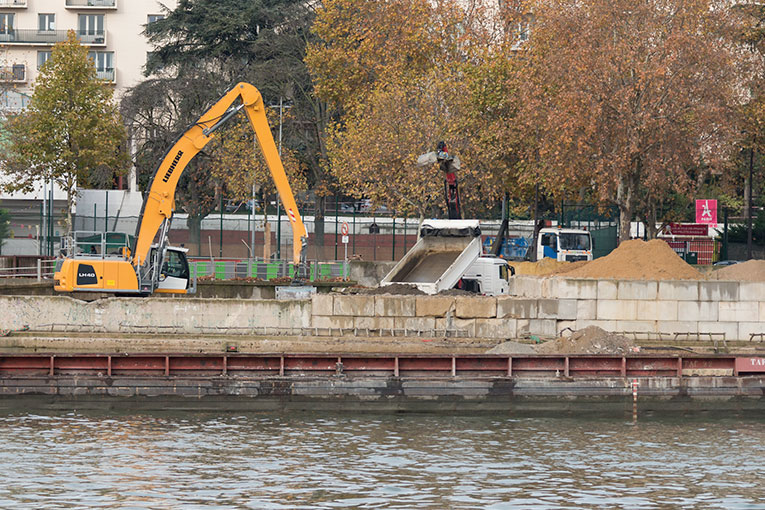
(2, 276), (763, 341)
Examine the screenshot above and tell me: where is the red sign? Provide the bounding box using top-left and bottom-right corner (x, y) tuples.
(735, 357), (765, 373)
(664, 223), (709, 237)
(695, 199), (717, 224)
(341, 222), (349, 235)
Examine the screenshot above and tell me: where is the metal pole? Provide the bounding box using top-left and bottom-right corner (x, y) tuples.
(403, 217), (407, 253)
(39, 201), (43, 256)
(219, 193), (223, 258)
(41, 183), (46, 256)
(392, 217), (396, 261)
(352, 208), (356, 254)
(48, 180), (53, 256)
(93, 203), (97, 232)
(104, 190), (108, 233)
(334, 195), (339, 260)
(747, 143), (755, 260)
(277, 98), (283, 261)
(722, 207), (729, 262)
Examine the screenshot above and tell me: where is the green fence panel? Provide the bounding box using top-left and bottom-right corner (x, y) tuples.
(266, 263), (279, 280)
(592, 226), (618, 259)
(214, 262), (226, 279)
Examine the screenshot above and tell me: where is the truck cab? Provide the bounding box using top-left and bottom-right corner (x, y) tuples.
(459, 256), (512, 296)
(536, 227), (593, 262)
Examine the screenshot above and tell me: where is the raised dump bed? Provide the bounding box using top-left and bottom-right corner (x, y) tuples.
(381, 220), (482, 294)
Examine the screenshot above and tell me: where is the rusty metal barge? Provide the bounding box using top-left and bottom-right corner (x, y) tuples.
(1, 352), (764, 412)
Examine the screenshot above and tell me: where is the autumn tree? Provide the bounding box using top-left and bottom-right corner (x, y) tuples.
(1, 31), (128, 233)
(307, 0), (509, 219)
(515, 0), (743, 240)
(130, 0), (330, 246)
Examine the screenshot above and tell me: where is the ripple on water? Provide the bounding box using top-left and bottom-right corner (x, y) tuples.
(0, 412), (763, 509)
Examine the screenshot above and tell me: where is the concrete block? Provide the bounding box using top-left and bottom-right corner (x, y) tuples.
(658, 281), (698, 301)
(576, 300), (597, 320)
(333, 295), (375, 316)
(597, 299), (637, 321)
(557, 320), (577, 336)
(739, 322), (765, 341)
(617, 281), (658, 300)
(354, 316), (396, 330)
(496, 297), (537, 319)
(434, 318), (476, 336)
(656, 321), (698, 335)
(528, 319), (557, 337)
(760, 302), (765, 322)
(677, 301), (719, 322)
(394, 317), (436, 332)
(557, 299), (578, 320)
(739, 282), (765, 302)
(516, 319), (530, 336)
(537, 299), (559, 319)
(698, 281), (739, 302)
(415, 296), (455, 317)
(455, 297), (497, 319)
(576, 320), (617, 332)
(512, 276), (545, 298)
(636, 301), (678, 321)
(554, 278), (598, 299)
(597, 280), (618, 300)
(475, 318), (517, 339)
(615, 321), (656, 333)
(697, 321), (738, 340)
(311, 294), (334, 316)
(312, 315), (354, 330)
(718, 302), (758, 322)
(375, 296), (415, 317)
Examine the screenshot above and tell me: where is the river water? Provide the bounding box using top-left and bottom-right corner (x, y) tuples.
(0, 410), (763, 509)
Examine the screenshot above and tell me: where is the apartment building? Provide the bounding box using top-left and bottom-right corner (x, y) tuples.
(0, 0), (177, 100)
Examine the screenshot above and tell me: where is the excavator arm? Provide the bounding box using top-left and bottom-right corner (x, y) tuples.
(132, 82), (308, 270)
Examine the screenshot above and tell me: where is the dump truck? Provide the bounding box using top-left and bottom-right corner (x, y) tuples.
(380, 219), (511, 295)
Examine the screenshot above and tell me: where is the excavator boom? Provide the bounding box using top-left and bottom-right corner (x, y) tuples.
(133, 82), (308, 269)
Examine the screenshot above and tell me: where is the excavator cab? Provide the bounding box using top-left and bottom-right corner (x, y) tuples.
(148, 245), (192, 294)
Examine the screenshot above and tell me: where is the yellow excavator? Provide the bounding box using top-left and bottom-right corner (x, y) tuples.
(54, 82), (308, 295)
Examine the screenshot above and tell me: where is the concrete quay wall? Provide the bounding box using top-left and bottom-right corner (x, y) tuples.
(1, 276), (763, 341)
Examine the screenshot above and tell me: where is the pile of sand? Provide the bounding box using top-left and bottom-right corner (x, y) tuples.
(712, 259), (765, 281)
(486, 341), (537, 355)
(562, 239), (702, 280)
(511, 258), (589, 276)
(535, 326), (635, 355)
(362, 283), (426, 295)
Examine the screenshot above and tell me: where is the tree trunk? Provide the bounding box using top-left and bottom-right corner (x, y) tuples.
(616, 174), (634, 243)
(187, 215), (202, 257)
(646, 201), (659, 240)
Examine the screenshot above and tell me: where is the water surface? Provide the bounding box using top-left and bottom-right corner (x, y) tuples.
(0, 410), (763, 509)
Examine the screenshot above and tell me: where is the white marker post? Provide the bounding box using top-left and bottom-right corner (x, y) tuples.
(341, 221), (350, 280)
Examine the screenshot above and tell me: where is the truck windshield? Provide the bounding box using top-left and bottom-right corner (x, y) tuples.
(559, 233), (591, 251)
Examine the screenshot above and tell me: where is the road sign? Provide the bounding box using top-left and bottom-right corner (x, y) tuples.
(695, 199), (717, 224)
(341, 221), (349, 236)
(342, 235), (349, 244)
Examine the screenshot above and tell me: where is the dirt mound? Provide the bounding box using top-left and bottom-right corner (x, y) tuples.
(362, 283), (426, 296)
(511, 258), (589, 276)
(562, 239), (702, 280)
(486, 341), (537, 355)
(536, 326), (635, 355)
(712, 259), (765, 281)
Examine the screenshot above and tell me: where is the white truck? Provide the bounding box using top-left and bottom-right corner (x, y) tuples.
(536, 227), (594, 262)
(380, 219), (511, 295)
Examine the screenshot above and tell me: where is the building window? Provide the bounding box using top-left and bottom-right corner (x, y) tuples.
(88, 50), (114, 80)
(147, 14), (165, 24)
(0, 13), (14, 35)
(78, 14), (104, 35)
(38, 14), (55, 32)
(37, 51), (52, 70)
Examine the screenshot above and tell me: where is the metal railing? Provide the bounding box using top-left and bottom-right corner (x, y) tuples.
(96, 68), (115, 82)
(0, 64), (25, 82)
(189, 259), (347, 281)
(65, 0), (117, 7)
(0, 0), (26, 7)
(0, 259), (57, 280)
(0, 29), (106, 45)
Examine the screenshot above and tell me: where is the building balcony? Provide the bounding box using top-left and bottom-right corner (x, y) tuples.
(96, 68), (116, 83)
(0, 29), (106, 46)
(0, 63), (26, 83)
(0, 0), (27, 8)
(65, 0), (117, 8)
